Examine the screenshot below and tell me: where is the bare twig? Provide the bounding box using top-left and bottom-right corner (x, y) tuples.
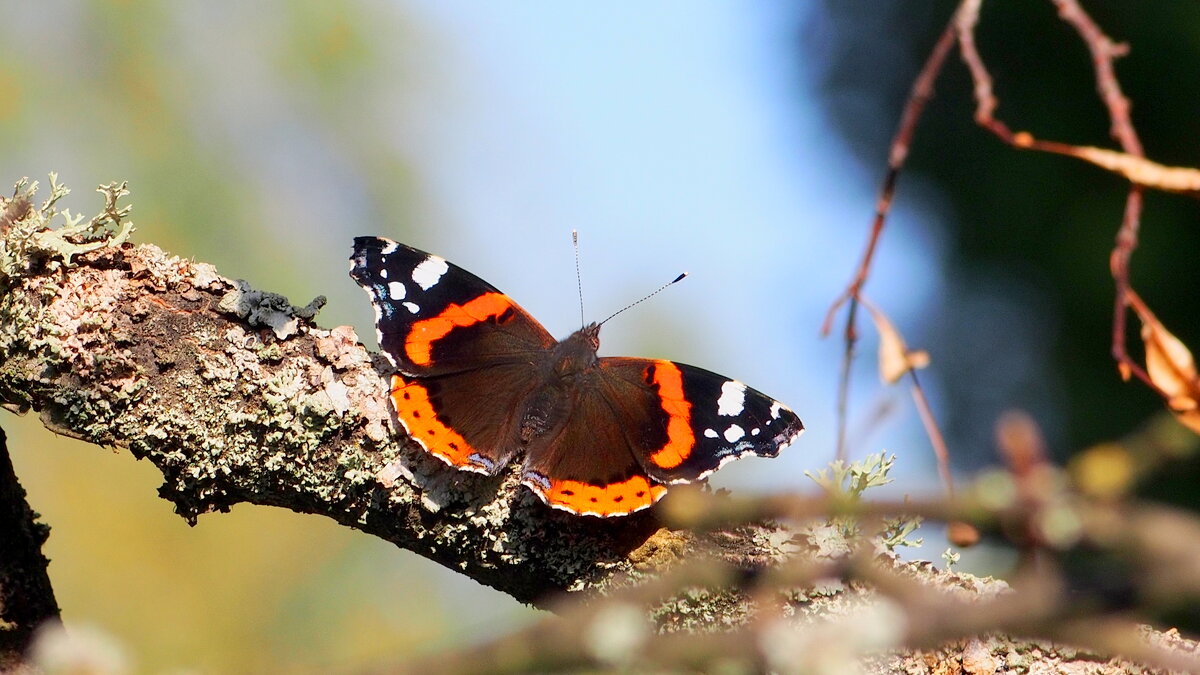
(822, 16), (959, 461)
(1049, 0), (1150, 393)
(910, 373), (954, 498)
(1051, 0), (1141, 154)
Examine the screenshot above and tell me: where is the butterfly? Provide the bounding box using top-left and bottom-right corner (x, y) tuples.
(350, 237), (804, 517)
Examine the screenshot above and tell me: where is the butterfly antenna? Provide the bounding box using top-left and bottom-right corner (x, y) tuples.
(599, 271), (688, 326)
(573, 230), (585, 328)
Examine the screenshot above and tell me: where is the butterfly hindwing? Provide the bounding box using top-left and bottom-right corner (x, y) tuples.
(389, 362), (542, 474)
(518, 355), (803, 516)
(520, 383), (669, 516)
(349, 236), (555, 377)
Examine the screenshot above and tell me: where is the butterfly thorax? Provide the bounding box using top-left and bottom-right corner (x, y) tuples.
(518, 324), (602, 444)
(549, 323), (601, 378)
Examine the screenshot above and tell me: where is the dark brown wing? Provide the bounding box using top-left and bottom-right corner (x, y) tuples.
(389, 364), (543, 475)
(520, 381), (668, 517)
(351, 237), (558, 473)
(350, 237), (555, 377)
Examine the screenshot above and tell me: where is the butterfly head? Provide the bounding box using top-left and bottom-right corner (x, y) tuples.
(554, 322), (602, 371)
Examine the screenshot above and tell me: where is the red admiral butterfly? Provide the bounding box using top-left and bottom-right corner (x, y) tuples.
(350, 237), (804, 517)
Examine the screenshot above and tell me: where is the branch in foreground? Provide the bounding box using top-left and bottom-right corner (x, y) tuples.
(397, 544), (1200, 675)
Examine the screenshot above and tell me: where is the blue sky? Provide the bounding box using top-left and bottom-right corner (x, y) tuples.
(383, 1), (959, 636)
(399, 1), (947, 492)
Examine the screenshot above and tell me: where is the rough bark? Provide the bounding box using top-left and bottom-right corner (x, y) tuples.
(0, 426), (60, 671)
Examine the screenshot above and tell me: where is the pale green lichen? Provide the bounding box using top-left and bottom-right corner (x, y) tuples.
(803, 452), (924, 555)
(805, 452), (898, 499)
(651, 586), (752, 634)
(0, 174), (134, 286)
(1, 176), (141, 419)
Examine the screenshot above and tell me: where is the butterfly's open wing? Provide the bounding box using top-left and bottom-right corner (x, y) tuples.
(351, 237), (557, 473)
(594, 357), (804, 484)
(389, 365), (543, 474)
(520, 357), (803, 516)
(520, 384), (669, 517)
(350, 237), (555, 377)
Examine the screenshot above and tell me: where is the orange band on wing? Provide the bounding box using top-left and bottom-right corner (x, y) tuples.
(534, 475), (668, 516)
(647, 361), (695, 470)
(404, 292), (514, 366)
(390, 376), (483, 470)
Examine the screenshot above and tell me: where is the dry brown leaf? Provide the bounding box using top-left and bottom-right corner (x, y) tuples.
(861, 296), (930, 384)
(1140, 317), (1200, 434)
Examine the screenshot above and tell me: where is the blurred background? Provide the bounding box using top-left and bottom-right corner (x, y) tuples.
(2, 1), (1198, 671)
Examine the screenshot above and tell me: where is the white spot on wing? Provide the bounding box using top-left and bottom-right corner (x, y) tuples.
(703, 428), (719, 439)
(723, 424), (745, 442)
(379, 268), (389, 279)
(412, 256), (449, 290)
(751, 427), (761, 436)
(770, 401), (783, 419)
(387, 281), (406, 300)
(380, 241), (399, 254)
(403, 302), (420, 314)
(717, 380), (746, 416)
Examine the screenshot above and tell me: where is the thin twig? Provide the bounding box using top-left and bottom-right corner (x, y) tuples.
(909, 372), (954, 498)
(1051, 0), (1141, 154)
(1047, 1), (1150, 392)
(823, 15), (960, 460)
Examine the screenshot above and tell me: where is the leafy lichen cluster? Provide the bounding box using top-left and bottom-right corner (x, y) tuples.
(0, 174), (133, 289)
(804, 452), (926, 555)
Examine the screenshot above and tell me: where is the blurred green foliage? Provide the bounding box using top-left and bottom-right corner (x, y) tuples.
(0, 1), (532, 671)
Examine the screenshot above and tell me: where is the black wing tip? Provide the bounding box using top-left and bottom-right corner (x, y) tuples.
(351, 235), (390, 255)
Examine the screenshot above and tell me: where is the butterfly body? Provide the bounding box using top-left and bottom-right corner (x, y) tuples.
(350, 236), (803, 517)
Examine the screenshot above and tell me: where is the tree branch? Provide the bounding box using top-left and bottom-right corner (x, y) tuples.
(0, 180), (785, 611)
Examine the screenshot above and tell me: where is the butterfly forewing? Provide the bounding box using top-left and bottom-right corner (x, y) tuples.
(596, 358), (804, 484)
(350, 237), (555, 377)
